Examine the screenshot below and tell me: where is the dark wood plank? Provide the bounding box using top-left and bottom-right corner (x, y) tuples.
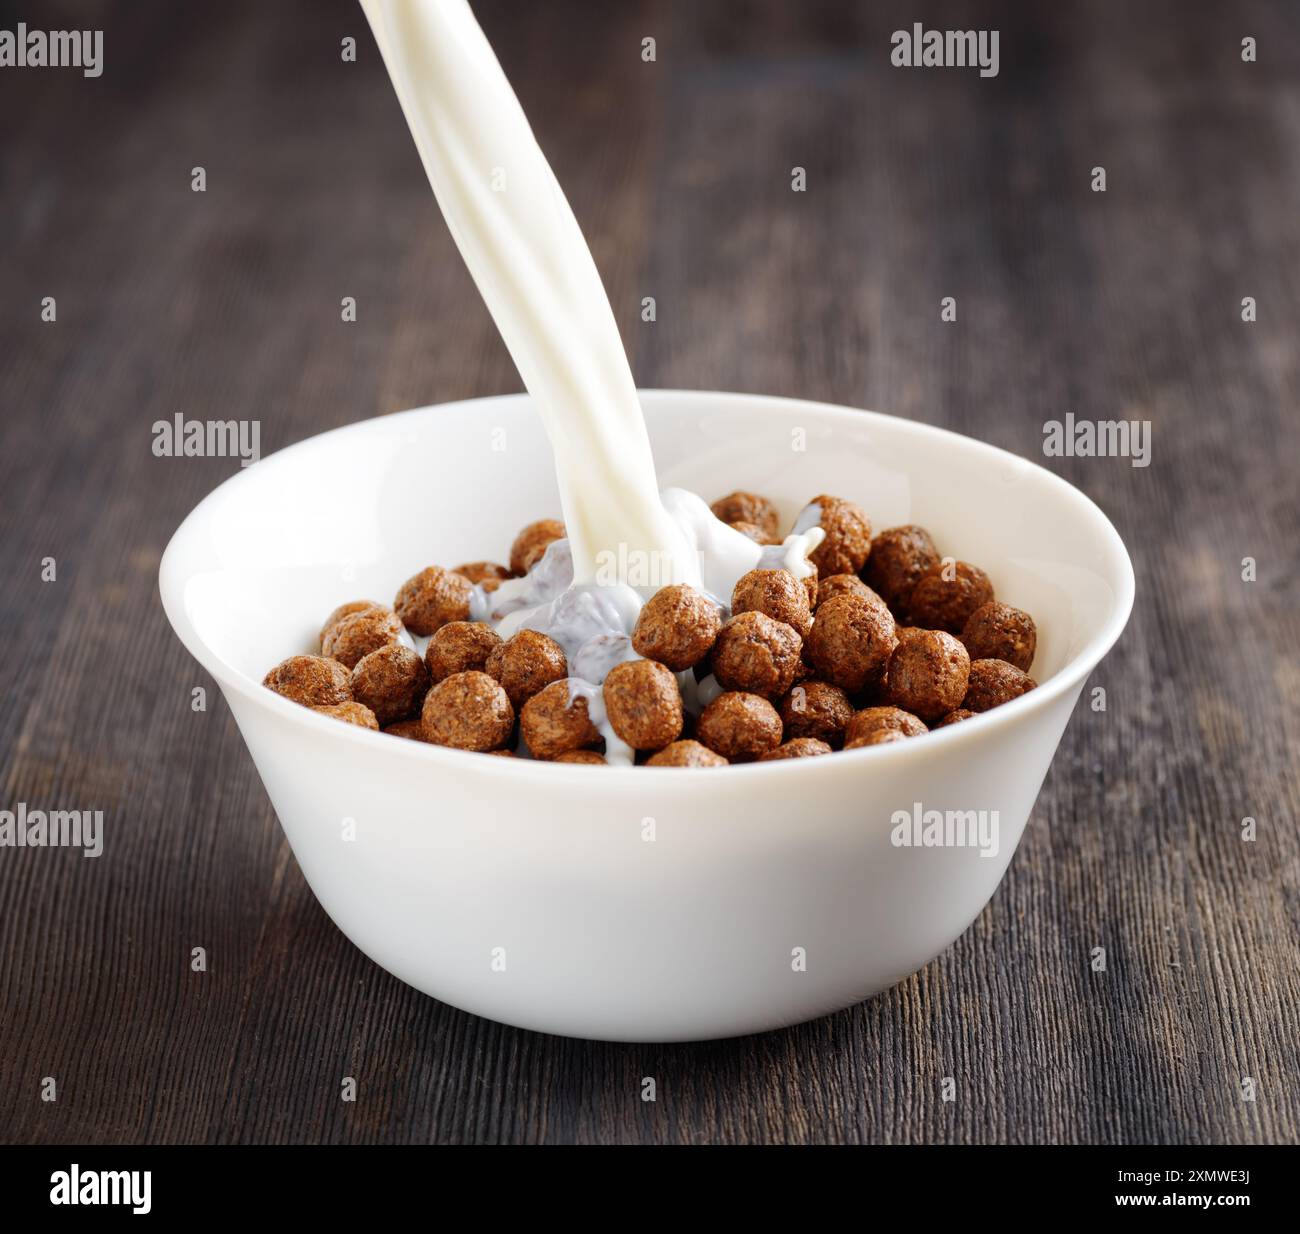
(0, 0), (1297, 1145)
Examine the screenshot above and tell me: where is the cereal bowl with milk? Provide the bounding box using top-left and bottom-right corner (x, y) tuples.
(159, 388), (1133, 1041)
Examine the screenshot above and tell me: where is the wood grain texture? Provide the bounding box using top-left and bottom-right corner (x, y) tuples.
(1, 0), (1297, 1144)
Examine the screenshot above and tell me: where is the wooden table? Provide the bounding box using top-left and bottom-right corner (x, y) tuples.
(2, 0), (1297, 1145)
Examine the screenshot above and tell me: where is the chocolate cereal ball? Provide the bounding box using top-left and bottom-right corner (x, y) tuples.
(711, 611), (803, 698)
(312, 701), (379, 729)
(485, 629), (568, 709)
(555, 749), (606, 765)
(907, 560), (994, 634)
(351, 642), (431, 726)
(778, 680), (854, 746)
(936, 708), (976, 727)
(696, 691), (783, 760)
(731, 569), (812, 639)
(816, 573), (873, 609)
(319, 600), (381, 648)
(804, 592), (897, 693)
(729, 520), (778, 546)
(263, 655), (352, 708)
(961, 601), (1037, 672)
(863, 525), (941, 612)
(963, 659), (1037, 712)
(884, 629), (970, 722)
(425, 621), (502, 682)
(844, 728), (906, 748)
(603, 659), (684, 750)
(510, 519), (566, 575)
(394, 566), (473, 637)
(383, 717), (428, 742)
(632, 584), (721, 671)
(711, 491), (780, 540)
(844, 705), (928, 746)
(322, 606), (403, 669)
(421, 670), (514, 751)
(802, 494), (873, 578)
(759, 737), (833, 761)
(646, 740), (728, 768)
(454, 561), (512, 591)
(520, 679), (602, 760)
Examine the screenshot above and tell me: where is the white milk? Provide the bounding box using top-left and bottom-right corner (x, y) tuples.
(360, 0), (822, 699)
(359, 0), (703, 588)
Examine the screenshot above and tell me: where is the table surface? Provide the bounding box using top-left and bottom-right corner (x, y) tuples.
(1, 0), (1297, 1145)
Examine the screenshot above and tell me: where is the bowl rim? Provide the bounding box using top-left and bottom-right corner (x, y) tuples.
(159, 389), (1136, 782)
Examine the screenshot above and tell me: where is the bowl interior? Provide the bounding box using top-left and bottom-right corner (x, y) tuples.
(162, 391), (1132, 699)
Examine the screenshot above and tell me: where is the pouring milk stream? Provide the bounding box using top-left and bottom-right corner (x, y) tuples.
(359, 0), (822, 738)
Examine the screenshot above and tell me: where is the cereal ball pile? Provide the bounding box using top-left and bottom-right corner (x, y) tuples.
(312, 701), (379, 729)
(632, 584), (721, 670)
(936, 708), (976, 727)
(844, 706), (928, 748)
(604, 659), (683, 750)
(817, 573), (872, 609)
(778, 680), (854, 746)
(711, 491), (780, 540)
(454, 561), (512, 591)
(711, 611), (802, 698)
(422, 671), (513, 751)
(320, 600), (381, 647)
(268, 496), (1044, 761)
(352, 642), (430, 726)
(520, 680), (601, 760)
(907, 560), (994, 634)
(728, 520), (778, 546)
(804, 592), (896, 692)
(801, 494), (872, 577)
(321, 606), (403, 669)
(760, 738), (833, 761)
(962, 659), (1037, 712)
(884, 629), (970, 722)
(850, 727), (905, 747)
(863, 526), (940, 612)
(646, 740), (728, 768)
(264, 655), (352, 707)
(696, 692), (783, 760)
(384, 717), (427, 742)
(486, 629), (568, 709)
(732, 569), (812, 639)
(961, 601), (1037, 672)
(426, 621), (502, 681)
(394, 566), (473, 636)
(510, 519), (566, 575)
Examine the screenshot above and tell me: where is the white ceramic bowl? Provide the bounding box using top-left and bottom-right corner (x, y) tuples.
(160, 391), (1133, 1041)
